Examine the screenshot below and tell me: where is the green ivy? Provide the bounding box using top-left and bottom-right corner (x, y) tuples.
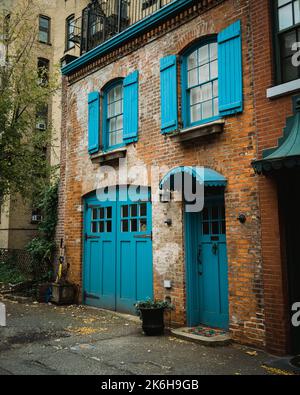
(26, 180), (59, 281)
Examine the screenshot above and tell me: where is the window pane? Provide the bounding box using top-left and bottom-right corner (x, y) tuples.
(212, 221), (219, 235)
(92, 209), (98, 220)
(106, 207), (112, 219)
(140, 203), (147, 216)
(122, 205), (129, 218)
(201, 83), (212, 102)
(91, 222), (98, 233)
(210, 60), (218, 79)
(139, 219), (147, 232)
(282, 56), (298, 81)
(115, 130), (123, 145)
(281, 30), (297, 57)
(203, 222), (209, 235)
(109, 131), (117, 146)
(100, 207), (105, 219)
(202, 100), (213, 119)
(213, 80), (218, 97)
(295, 0), (300, 24)
(107, 89), (114, 104)
(187, 51), (197, 70)
(108, 103), (114, 117)
(116, 115), (123, 131)
(39, 31), (48, 43)
(115, 100), (122, 115)
(190, 87), (202, 105)
(188, 69), (198, 87)
(131, 204), (138, 217)
(39, 17), (49, 29)
(198, 45), (209, 65)
(131, 219), (138, 232)
(278, 4), (293, 31)
(106, 221), (112, 232)
(121, 220), (129, 232)
(190, 104), (202, 123)
(109, 118), (116, 132)
(99, 221), (105, 233)
(199, 64), (209, 84)
(115, 85), (123, 100)
(210, 42), (218, 61)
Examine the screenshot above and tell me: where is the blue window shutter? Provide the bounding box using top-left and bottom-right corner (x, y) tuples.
(160, 55), (178, 134)
(218, 20), (243, 116)
(88, 91), (100, 154)
(123, 70), (139, 143)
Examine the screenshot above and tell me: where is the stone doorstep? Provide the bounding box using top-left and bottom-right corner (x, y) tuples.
(171, 327), (232, 347)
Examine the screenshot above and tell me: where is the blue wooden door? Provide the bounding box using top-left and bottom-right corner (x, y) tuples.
(117, 197), (153, 313)
(83, 197), (117, 309)
(186, 195), (229, 329)
(83, 188), (153, 314)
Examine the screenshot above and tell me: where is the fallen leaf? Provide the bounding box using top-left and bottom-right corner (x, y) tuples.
(246, 351), (258, 356)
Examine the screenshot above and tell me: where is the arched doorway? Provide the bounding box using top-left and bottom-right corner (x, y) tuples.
(83, 186), (153, 314)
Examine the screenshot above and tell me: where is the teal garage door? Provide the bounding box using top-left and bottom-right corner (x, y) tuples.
(83, 187), (153, 314)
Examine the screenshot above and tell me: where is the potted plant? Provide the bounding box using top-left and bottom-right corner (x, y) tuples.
(135, 298), (174, 336)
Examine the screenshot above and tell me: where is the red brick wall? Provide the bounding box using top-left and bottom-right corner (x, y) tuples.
(57, 0), (266, 348)
(250, 0), (293, 355)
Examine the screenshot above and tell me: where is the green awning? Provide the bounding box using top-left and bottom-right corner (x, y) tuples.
(252, 96), (300, 174)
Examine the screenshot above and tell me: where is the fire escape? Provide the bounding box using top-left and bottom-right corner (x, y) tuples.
(69, 0), (173, 55)
(70, 0), (130, 55)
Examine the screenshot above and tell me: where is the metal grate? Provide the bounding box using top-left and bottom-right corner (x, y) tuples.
(69, 0), (175, 54)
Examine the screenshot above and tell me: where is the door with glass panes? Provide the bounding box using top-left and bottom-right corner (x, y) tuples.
(83, 188), (153, 314)
(186, 193), (229, 329)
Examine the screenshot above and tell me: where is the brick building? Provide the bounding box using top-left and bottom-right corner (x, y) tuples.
(251, 1), (300, 355)
(58, 0), (271, 350)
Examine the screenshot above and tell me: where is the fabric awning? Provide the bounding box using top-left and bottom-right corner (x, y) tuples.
(159, 166), (227, 189)
(252, 97), (300, 174)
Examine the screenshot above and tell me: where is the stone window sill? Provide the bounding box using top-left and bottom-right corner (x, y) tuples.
(267, 79), (300, 99)
(90, 147), (127, 164)
(171, 119), (225, 142)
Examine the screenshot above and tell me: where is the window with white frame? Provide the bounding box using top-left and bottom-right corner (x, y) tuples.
(183, 39), (219, 126)
(104, 82), (124, 149)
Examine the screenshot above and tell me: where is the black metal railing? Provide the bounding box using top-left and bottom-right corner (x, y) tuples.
(70, 0), (175, 54)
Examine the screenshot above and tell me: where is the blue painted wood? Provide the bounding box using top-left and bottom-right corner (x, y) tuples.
(83, 195), (117, 309)
(62, 0), (195, 76)
(123, 71), (139, 144)
(185, 194), (229, 329)
(218, 20), (243, 116)
(83, 187), (153, 314)
(88, 91), (100, 154)
(160, 55), (178, 134)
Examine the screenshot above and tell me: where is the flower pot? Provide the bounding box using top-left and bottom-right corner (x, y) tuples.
(51, 282), (75, 305)
(140, 307), (165, 336)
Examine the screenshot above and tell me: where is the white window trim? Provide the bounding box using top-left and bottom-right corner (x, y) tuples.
(267, 79), (300, 99)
